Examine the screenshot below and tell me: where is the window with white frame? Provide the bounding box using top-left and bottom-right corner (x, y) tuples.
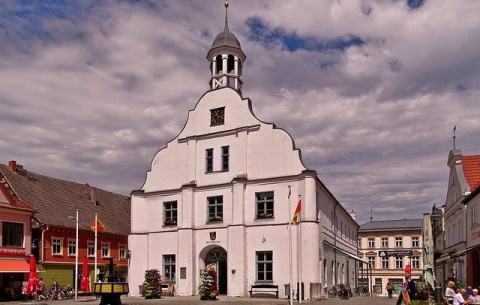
(411, 256), (420, 269)
(221, 146), (229, 171)
(52, 238), (62, 255)
(412, 237), (419, 247)
(87, 241), (95, 257)
(207, 196), (223, 221)
(163, 254), (176, 281)
(367, 256), (375, 269)
(119, 244), (127, 260)
(68, 239), (76, 256)
(256, 191), (274, 218)
(358, 239), (362, 248)
(256, 251), (273, 281)
(2, 222), (23, 247)
(101, 243), (110, 258)
(395, 237), (403, 247)
(395, 257), (403, 269)
(368, 238), (375, 248)
(381, 237), (388, 248)
(381, 256), (389, 269)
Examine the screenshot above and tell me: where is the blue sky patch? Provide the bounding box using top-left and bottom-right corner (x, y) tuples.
(246, 17), (364, 52)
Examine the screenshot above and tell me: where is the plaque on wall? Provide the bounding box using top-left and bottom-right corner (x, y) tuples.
(180, 267), (186, 279)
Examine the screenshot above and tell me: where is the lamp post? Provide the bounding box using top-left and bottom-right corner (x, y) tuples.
(430, 206), (442, 304)
(68, 210), (79, 300)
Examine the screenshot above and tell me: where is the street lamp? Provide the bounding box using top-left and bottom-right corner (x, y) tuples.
(68, 210), (79, 300)
(430, 206), (442, 304)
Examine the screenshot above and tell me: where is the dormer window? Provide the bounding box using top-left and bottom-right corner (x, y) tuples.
(210, 107), (225, 126)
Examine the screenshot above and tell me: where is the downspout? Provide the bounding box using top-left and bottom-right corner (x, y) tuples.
(41, 224), (49, 262)
(333, 202), (339, 286)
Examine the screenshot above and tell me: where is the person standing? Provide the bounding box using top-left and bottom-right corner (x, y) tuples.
(407, 277), (416, 300)
(446, 281), (456, 304)
(37, 278), (45, 301)
(386, 282), (393, 298)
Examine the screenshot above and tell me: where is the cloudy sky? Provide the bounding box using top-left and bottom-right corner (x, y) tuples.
(1, 0), (479, 225)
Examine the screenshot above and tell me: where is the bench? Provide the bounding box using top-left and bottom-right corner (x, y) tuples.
(249, 284), (279, 298)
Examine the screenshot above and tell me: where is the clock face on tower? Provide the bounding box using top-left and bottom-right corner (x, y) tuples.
(210, 107), (225, 126)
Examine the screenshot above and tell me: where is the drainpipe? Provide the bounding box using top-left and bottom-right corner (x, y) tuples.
(333, 202), (339, 286)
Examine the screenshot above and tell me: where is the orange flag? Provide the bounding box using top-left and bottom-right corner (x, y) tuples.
(291, 199), (301, 226)
(90, 218), (105, 232)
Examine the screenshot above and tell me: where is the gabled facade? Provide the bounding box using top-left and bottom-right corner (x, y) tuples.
(358, 219), (423, 297)
(128, 3), (359, 300)
(0, 178), (36, 301)
(440, 150), (480, 286)
(0, 161), (131, 292)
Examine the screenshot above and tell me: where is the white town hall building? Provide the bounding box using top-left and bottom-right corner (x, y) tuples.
(128, 3), (360, 300)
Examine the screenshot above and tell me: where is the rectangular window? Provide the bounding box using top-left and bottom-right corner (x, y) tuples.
(221, 146), (229, 171)
(256, 192), (274, 218)
(2, 222), (23, 247)
(395, 237), (403, 247)
(119, 244), (127, 259)
(101, 243), (110, 258)
(52, 238), (62, 255)
(412, 237), (419, 247)
(68, 239), (76, 256)
(395, 257), (403, 269)
(472, 205), (478, 227)
(164, 201), (178, 226)
(87, 241), (95, 257)
(206, 149), (213, 172)
(163, 255), (176, 281)
(368, 238), (374, 248)
(357, 239), (362, 248)
(381, 237), (388, 248)
(411, 256), (420, 269)
(256, 251), (273, 281)
(207, 196), (223, 222)
(381, 257), (389, 269)
(367, 256), (375, 269)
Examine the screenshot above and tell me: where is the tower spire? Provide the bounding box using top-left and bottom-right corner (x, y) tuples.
(206, 1), (246, 92)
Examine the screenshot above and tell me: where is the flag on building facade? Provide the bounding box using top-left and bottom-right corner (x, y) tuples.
(291, 199), (301, 226)
(90, 218), (105, 232)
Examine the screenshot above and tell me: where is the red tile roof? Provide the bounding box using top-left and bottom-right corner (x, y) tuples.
(462, 155), (480, 191)
(0, 177), (36, 212)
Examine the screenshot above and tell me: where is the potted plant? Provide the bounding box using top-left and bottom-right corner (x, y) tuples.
(164, 219), (177, 226)
(208, 215), (223, 222)
(143, 269), (162, 299)
(198, 268), (218, 300)
(258, 212), (274, 219)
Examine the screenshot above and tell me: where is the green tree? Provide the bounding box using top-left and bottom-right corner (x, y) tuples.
(143, 269), (162, 299)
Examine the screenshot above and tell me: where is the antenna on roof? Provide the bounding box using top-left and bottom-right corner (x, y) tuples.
(370, 209), (373, 222)
(453, 125), (456, 150)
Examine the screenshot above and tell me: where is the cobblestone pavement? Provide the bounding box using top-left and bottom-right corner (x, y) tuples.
(1, 295), (400, 305)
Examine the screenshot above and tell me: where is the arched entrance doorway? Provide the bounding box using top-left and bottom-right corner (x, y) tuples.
(205, 247), (227, 295)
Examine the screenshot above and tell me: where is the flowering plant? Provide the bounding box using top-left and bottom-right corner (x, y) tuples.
(198, 268), (218, 300)
(164, 219), (177, 226)
(143, 269), (162, 299)
(258, 212), (274, 218)
(208, 215), (223, 222)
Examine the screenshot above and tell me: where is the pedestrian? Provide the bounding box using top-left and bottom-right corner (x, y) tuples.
(37, 278), (45, 301)
(386, 282), (393, 298)
(406, 276), (416, 300)
(446, 281), (456, 304)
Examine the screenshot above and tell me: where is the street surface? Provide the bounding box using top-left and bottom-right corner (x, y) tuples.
(1, 295), (400, 305)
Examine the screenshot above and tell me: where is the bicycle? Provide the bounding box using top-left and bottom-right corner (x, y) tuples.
(46, 286), (66, 300)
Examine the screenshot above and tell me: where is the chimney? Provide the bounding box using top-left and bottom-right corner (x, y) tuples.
(349, 210), (356, 220)
(8, 160), (17, 172)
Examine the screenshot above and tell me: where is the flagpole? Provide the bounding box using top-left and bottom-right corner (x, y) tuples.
(288, 186), (293, 305)
(297, 195), (302, 304)
(94, 213), (98, 281)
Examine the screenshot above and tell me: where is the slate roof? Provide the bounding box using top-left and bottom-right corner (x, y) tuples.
(0, 162), (130, 235)
(0, 180), (36, 213)
(359, 219), (423, 232)
(462, 154), (480, 191)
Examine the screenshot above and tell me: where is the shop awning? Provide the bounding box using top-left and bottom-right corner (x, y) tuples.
(0, 259), (33, 273)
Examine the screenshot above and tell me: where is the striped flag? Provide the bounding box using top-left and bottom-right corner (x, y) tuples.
(291, 199), (301, 226)
(90, 218), (106, 232)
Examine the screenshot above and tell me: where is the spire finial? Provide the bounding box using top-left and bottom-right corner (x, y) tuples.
(224, 1), (229, 30)
(453, 125), (457, 150)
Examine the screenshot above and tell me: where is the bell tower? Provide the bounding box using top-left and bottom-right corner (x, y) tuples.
(206, 1), (246, 93)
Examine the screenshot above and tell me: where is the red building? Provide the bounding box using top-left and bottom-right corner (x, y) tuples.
(0, 174), (36, 301)
(0, 161), (130, 293)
